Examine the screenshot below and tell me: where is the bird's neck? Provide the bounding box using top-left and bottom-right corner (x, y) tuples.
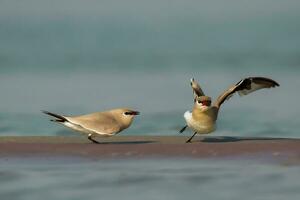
(120, 118), (134, 129)
(192, 107), (217, 122)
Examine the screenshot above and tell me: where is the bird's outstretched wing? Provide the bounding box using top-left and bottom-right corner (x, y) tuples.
(213, 77), (279, 108)
(190, 78), (205, 101)
(179, 78), (205, 134)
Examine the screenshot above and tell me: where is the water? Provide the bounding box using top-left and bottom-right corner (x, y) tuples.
(1, 1), (300, 199)
(0, 0), (300, 137)
(0, 157), (300, 200)
(0, 70), (299, 137)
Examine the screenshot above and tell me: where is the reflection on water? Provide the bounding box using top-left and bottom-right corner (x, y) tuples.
(0, 158), (300, 200)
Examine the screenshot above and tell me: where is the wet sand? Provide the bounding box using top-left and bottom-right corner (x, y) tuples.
(0, 136), (300, 163)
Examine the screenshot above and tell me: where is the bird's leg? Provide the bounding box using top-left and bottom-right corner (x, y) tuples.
(88, 134), (100, 144)
(179, 125), (188, 133)
(186, 132), (197, 143)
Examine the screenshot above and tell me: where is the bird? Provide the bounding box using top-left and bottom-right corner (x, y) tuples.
(42, 108), (140, 143)
(180, 77), (280, 143)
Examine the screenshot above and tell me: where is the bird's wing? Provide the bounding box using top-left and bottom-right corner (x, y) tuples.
(190, 78), (205, 101)
(213, 77), (279, 108)
(66, 112), (121, 135)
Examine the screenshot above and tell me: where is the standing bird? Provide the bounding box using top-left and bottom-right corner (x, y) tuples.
(180, 77), (279, 143)
(42, 108), (139, 143)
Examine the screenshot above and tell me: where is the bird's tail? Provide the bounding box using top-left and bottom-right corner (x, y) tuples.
(41, 110), (67, 122)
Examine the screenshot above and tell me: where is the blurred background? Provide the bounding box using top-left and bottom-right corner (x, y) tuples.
(0, 0), (299, 137)
(1, 2), (300, 200)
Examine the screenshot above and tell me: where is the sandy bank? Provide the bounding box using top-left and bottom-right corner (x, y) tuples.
(0, 136), (299, 163)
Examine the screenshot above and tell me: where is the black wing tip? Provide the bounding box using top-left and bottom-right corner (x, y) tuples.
(41, 110), (57, 116)
(272, 81), (280, 87)
(272, 80), (280, 87)
(41, 110), (54, 116)
(250, 77), (280, 87)
(41, 110), (50, 114)
(237, 77), (280, 87)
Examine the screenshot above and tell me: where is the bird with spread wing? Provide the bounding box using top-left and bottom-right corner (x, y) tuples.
(180, 77), (280, 143)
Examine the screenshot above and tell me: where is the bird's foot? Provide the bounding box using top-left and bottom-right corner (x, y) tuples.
(88, 134), (100, 144)
(185, 132), (197, 143)
(185, 139), (192, 143)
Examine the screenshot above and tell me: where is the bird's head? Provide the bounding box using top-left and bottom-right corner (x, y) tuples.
(195, 96), (212, 110)
(112, 108), (140, 127)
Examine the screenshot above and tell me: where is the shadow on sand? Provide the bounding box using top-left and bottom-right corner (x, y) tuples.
(91, 141), (156, 145)
(201, 136), (290, 143)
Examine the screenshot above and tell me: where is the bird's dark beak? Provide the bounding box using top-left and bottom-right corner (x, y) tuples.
(131, 111), (140, 115)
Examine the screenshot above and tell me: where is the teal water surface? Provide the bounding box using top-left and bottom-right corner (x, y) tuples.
(0, 71), (298, 137)
(0, 0), (300, 137)
(0, 1), (300, 200)
(1, 158), (300, 200)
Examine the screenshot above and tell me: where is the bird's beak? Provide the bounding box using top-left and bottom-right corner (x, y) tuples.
(201, 101), (211, 106)
(131, 111), (140, 115)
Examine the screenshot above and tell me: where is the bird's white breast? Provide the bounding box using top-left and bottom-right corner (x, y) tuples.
(184, 111), (216, 134)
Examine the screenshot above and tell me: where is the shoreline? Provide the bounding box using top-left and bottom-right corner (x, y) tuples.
(0, 136), (300, 164)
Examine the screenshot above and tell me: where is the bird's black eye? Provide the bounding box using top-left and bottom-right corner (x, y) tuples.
(124, 112), (129, 115)
(198, 100), (202, 104)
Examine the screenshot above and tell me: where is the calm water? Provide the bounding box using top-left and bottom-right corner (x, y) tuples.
(0, 0), (300, 137)
(0, 71), (299, 137)
(1, 1), (300, 199)
(0, 157), (300, 200)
